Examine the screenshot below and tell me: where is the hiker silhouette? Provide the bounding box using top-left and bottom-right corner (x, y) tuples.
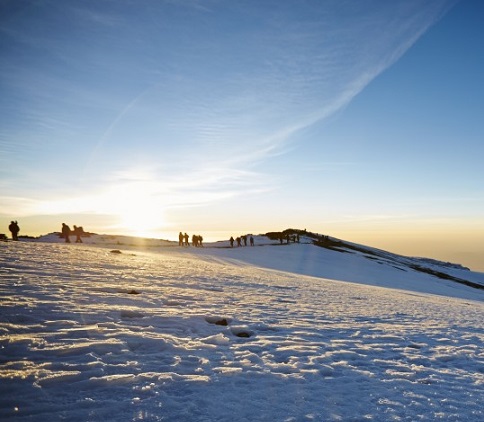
(73, 225), (84, 243)
(8, 221), (20, 241)
(61, 223), (71, 243)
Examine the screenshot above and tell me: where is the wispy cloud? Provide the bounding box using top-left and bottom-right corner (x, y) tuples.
(1, 0), (457, 222)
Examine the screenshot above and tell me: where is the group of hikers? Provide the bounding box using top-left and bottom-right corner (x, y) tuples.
(5, 221), (302, 248)
(178, 232), (303, 248)
(177, 232), (258, 248)
(229, 235), (255, 247)
(179, 232), (203, 247)
(279, 233), (300, 244)
(4, 221), (85, 243)
(178, 232), (259, 248)
(5, 221), (258, 248)
(61, 223), (85, 243)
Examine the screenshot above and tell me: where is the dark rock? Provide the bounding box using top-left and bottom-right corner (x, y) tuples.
(127, 290), (140, 295)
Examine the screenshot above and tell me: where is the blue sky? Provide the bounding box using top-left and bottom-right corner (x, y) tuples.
(1, 0), (483, 270)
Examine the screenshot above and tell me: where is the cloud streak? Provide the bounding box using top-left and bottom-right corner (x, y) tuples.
(0, 0), (457, 224)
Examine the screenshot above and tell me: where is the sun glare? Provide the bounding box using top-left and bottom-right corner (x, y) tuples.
(101, 179), (167, 239)
(118, 205), (164, 238)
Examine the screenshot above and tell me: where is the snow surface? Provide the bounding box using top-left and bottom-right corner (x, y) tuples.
(1, 235), (483, 421)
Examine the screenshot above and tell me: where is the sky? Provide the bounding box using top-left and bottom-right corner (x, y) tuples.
(1, 0), (483, 270)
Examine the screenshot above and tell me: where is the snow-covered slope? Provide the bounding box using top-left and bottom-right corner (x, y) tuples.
(30, 230), (484, 297)
(1, 236), (483, 421)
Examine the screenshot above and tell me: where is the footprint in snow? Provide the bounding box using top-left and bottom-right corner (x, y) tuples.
(205, 316), (231, 326)
(230, 326), (254, 338)
(205, 316), (254, 338)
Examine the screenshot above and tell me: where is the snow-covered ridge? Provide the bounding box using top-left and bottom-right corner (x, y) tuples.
(18, 228), (484, 295)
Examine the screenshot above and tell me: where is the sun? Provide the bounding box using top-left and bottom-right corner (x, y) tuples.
(101, 180), (167, 239)
(118, 204), (164, 238)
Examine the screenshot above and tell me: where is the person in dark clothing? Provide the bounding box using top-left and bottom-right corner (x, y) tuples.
(179, 232), (184, 247)
(250, 235), (254, 246)
(73, 225), (83, 243)
(229, 236), (234, 248)
(61, 223), (71, 243)
(8, 221), (20, 241)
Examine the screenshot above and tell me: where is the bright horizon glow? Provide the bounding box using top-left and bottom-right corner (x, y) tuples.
(1, 0), (483, 271)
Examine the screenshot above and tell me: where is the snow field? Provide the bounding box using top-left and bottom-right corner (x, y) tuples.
(0, 241), (483, 421)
